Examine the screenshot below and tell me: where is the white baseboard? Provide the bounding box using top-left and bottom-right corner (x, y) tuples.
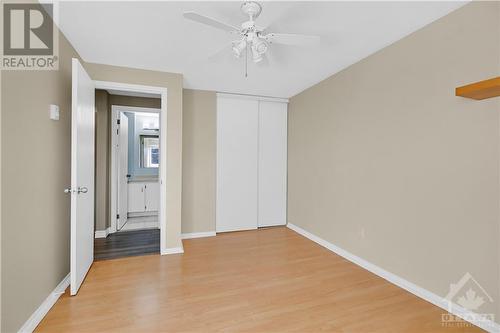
(181, 231), (216, 239)
(94, 227), (111, 239)
(127, 211), (158, 218)
(286, 223), (500, 333)
(161, 246), (184, 255)
(120, 220), (158, 231)
(18, 273), (70, 333)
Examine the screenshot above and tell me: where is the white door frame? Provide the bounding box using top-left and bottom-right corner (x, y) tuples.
(94, 80), (168, 254)
(110, 105), (160, 233)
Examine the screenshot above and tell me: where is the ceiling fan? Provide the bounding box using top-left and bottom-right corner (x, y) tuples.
(183, 2), (320, 64)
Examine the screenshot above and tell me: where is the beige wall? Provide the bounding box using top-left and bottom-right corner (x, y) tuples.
(95, 90), (109, 232)
(288, 1), (500, 319)
(108, 94), (161, 110)
(182, 89), (216, 234)
(94, 91), (161, 232)
(97, 88), (216, 236)
(1, 33), (80, 332)
(85, 63), (183, 249)
(1, 34), (183, 333)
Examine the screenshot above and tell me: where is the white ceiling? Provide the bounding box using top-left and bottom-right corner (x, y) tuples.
(58, 1), (466, 98)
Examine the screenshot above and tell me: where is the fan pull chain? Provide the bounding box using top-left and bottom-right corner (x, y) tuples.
(245, 44), (248, 78)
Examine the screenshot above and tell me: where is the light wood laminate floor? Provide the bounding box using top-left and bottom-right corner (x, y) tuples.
(36, 227), (482, 332)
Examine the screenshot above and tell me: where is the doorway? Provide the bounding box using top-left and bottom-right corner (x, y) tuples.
(111, 106), (161, 234)
(95, 94), (163, 261)
(70, 58), (168, 295)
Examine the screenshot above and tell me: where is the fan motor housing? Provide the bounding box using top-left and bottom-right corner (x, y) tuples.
(241, 1), (262, 19)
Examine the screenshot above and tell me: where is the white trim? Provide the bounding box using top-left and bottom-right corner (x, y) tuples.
(95, 80), (169, 255)
(217, 92), (288, 104)
(109, 107), (119, 234)
(120, 221), (158, 232)
(161, 246), (184, 255)
(258, 222), (287, 228)
(94, 227), (111, 239)
(18, 273), (70, 333)
(159, 91), (168, 254)
(95, 81), (163, 96)
(286, 223), (500, 333)
(127, 211), (158, 218)
(181, 231), (216, 239)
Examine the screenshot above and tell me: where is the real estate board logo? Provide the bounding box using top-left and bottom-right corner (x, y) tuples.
(1, 2), (58, 70)
(441, 272), (495, 329)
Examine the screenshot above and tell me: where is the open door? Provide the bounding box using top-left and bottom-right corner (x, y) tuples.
(117, 112), (129, 230)
(70, 58), (95, 296)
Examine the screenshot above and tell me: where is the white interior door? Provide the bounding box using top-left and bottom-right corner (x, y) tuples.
(70, 58), (95, 296)
(258, 101), (288, 227)
(117, 112), (129, 230)
(216, 96), (259, 232)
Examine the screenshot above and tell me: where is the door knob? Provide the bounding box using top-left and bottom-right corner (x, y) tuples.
(64, 187), (74, 194)
(77, 186), (88, 194)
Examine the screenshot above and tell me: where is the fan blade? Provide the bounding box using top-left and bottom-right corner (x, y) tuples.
(183, 12), (239, 33)
(208, 42), (234, 62)
(262, 4), (305, 34)
(266, 33), (320, 46)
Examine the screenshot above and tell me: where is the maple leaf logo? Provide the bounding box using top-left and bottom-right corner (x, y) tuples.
(457, 289), (485, 310)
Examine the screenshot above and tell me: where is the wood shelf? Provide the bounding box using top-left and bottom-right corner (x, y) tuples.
(456, 76), (500, 100)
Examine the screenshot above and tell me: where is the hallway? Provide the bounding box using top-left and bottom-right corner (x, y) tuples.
(94, 229), (160, 261)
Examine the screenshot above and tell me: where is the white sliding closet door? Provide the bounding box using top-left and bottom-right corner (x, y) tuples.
(258, 101), (288, 227)
(216, 97), (259, 232)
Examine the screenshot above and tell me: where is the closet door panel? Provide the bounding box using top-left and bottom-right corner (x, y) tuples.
(216, 97), (259, 232)
(258, 101), (288, 227)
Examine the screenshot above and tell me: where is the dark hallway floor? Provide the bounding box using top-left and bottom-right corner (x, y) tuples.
(94, 229), (160, 261)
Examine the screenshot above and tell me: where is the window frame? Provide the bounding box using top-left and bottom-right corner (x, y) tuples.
(139, 134), (160, 169)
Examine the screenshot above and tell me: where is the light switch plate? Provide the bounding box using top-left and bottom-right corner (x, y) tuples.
(49, 104), (59, 120)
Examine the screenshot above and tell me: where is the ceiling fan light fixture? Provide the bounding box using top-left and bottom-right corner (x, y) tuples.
(241, 1), (262, 20)
(252, 38), (268, 55)
(232, 39), (247, 58)
(251, 45), (263, 63)
(183, 2), (321, 73)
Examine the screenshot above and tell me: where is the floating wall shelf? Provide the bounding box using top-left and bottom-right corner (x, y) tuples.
(456, 77), (500, 100)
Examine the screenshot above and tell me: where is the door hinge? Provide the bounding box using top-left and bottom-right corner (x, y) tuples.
(117, 119), (121, 125)
(116, 214), (119, 219)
